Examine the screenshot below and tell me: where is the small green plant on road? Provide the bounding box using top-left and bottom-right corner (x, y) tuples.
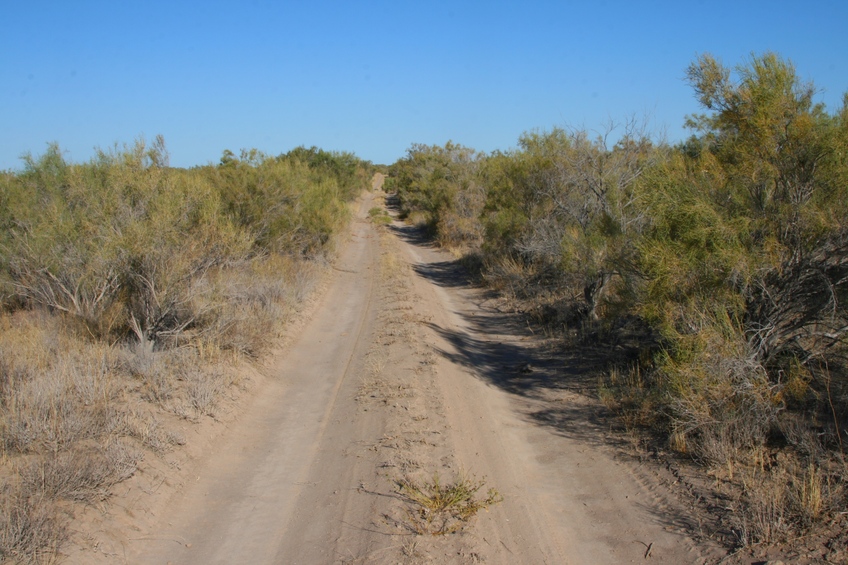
(396, 473), (502, 535)
(368, 206), (392, 225)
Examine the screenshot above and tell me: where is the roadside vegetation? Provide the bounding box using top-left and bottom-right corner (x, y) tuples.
(0, 138), (373, 563)
(388, 53), (848, 551)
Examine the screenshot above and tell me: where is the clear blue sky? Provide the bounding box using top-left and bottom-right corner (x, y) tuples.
(2, 0), (846, 169)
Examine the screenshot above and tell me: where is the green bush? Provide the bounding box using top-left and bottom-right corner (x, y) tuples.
(0, 138), (372, 347)
(388, 142), (484, 248)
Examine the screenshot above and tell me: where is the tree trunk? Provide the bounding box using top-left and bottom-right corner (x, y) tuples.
(584, 273), (611, 321)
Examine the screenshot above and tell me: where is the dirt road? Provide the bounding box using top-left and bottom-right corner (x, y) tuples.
(115, 185), (720, 564)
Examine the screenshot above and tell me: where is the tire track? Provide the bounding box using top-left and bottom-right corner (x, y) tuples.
(130, 193), (381, 565)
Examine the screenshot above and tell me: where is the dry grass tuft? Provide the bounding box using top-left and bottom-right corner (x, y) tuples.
(192, 255), (319, 359)
(725, 458), (846, 546)
(368, 206), (392, 226)
(0, 485), (67, 565)
(396, 473), (502, 535)
(185, 369), (225, 418)
(18, 442), (140, 504)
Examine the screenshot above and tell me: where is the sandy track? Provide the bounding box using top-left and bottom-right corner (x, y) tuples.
(127, 193), (381, 564)
(112, 186), (723, 564)
(393, 224), (717, 564)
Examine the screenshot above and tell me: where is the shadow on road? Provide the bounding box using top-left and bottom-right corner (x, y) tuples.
(380, 194), (711, 554)
(391, 220), (631, 451)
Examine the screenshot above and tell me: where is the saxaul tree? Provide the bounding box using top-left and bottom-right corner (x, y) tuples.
(553, 118), (656, 320)
(502, 119), (657, 320)
(686, 52), (848, 373)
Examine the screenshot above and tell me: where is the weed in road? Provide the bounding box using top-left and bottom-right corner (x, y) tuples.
(396, 473), (502, 535)
(368, 206), (392, 226)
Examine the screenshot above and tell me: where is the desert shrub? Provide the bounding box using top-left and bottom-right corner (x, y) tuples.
(0, 310), (144, 561)
(0, 312), (125, 454)
(282, 145), (373, 202)
(636, 53), (848, 444)
(367, 206), (392, 226)
(208, 147), (370, 257)
(0, 138), (253, 347)
(190, 254), (319, 358)
(657, 314), (782, 461)
(725, 458), (846, 546)
(0, 484), (66, 565)
(611, 54), (848, 545)
(472, 121), (660, 323)
(18, 442), (140, 504)
(0, 137), (371, 349)
(388, 142), (485, 248)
